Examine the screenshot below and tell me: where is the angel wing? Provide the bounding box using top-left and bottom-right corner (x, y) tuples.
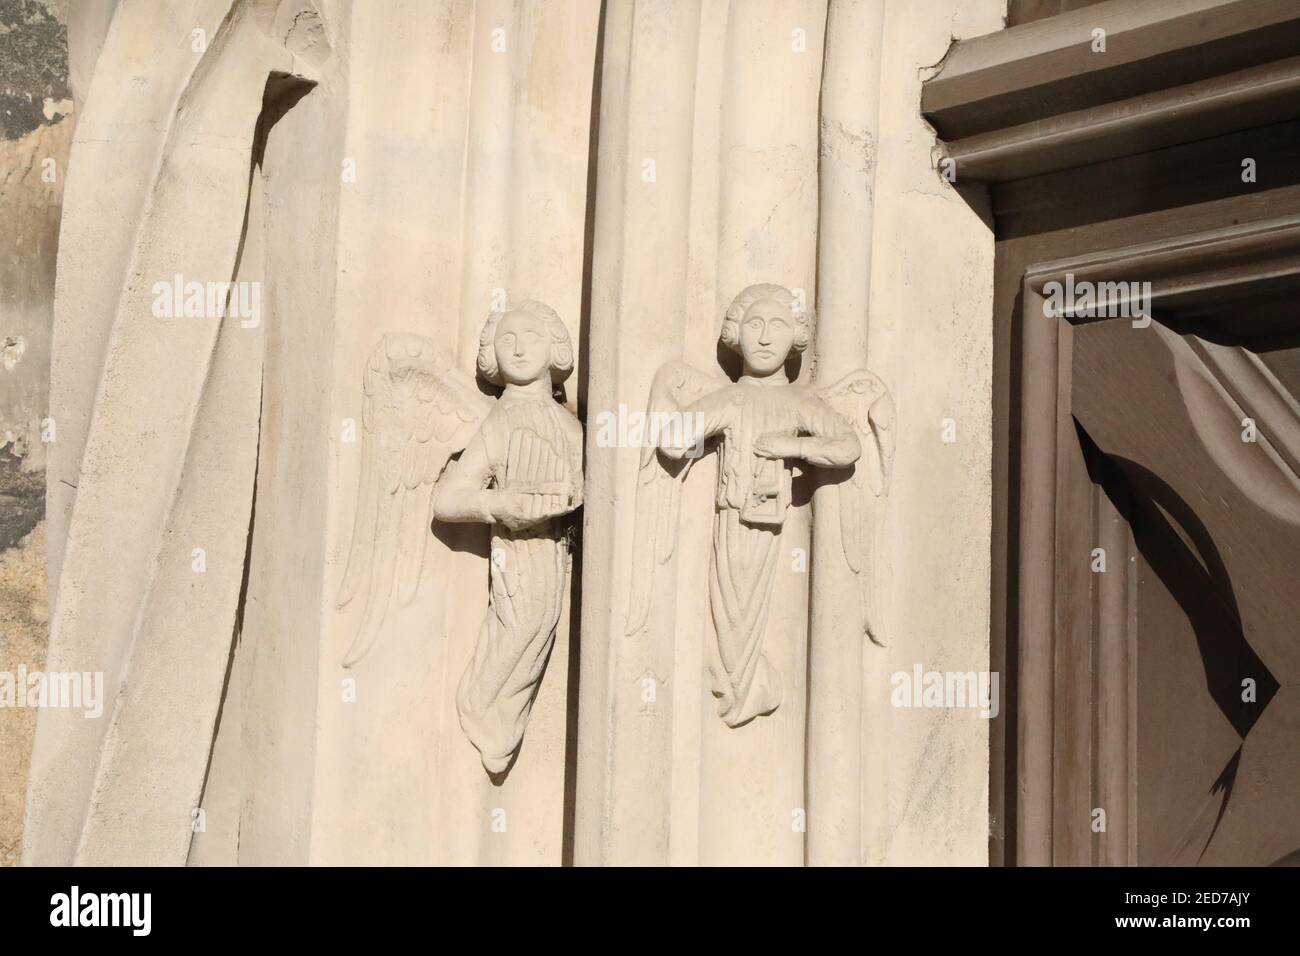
(818, 369), (896, 645)
(625, 360), (727, 636)
(338, 333), (494, 667)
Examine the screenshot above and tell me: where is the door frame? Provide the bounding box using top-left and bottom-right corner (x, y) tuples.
(1013, 213), (1300, 864)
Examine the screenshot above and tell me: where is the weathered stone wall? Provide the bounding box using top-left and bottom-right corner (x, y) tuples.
(17, 0), (1004, 866)
(0, 0), (68, 865)
(1, 0), (70, 467)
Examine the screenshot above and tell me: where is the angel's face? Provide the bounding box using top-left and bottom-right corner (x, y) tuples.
(738, 298), (796, 376)
(494, 310), (551, 385)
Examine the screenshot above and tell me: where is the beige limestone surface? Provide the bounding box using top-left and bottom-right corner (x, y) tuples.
(0, 522), (46, 866)
(23, 0), (1004, 867)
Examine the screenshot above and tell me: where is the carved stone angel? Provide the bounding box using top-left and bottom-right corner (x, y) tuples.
(339, 302), (583, 773)
(627, 283), (894, 727)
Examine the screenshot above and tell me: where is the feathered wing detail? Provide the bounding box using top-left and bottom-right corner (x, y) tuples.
(818, 369), (896, 645)
(625, 360), (726, 636)
(338, 333), (494, 667)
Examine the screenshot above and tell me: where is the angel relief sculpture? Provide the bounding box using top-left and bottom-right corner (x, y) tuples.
(627, 283), (895, 727)
(338, 301), (583, 774)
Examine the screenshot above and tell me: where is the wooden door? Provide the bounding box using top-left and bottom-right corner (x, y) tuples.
(1015, 217), (1300, 865)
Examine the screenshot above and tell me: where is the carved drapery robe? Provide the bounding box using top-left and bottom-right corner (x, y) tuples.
(447, 390), (583, 772)
(694, 377), (860, 726)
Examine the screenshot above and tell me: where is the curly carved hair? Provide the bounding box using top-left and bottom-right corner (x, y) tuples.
(719, 283), (811, 355)
(476, 299), (574, 385)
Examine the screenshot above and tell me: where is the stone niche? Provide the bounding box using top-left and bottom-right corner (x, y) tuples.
(23, 0), (1000, 866)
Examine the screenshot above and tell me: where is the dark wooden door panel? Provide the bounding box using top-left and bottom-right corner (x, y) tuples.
(1072, 319), (1300, 682)
(1070, 316), (1294, 865)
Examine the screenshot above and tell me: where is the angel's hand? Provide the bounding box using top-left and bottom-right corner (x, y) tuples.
(492, 485), (581, 530)
(538, 484), (583, 520)
(753, 432), (802, 460)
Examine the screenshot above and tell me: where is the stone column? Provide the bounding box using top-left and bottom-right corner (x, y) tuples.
(575, 0), (704, 866)
(807, 0), (885, 866)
